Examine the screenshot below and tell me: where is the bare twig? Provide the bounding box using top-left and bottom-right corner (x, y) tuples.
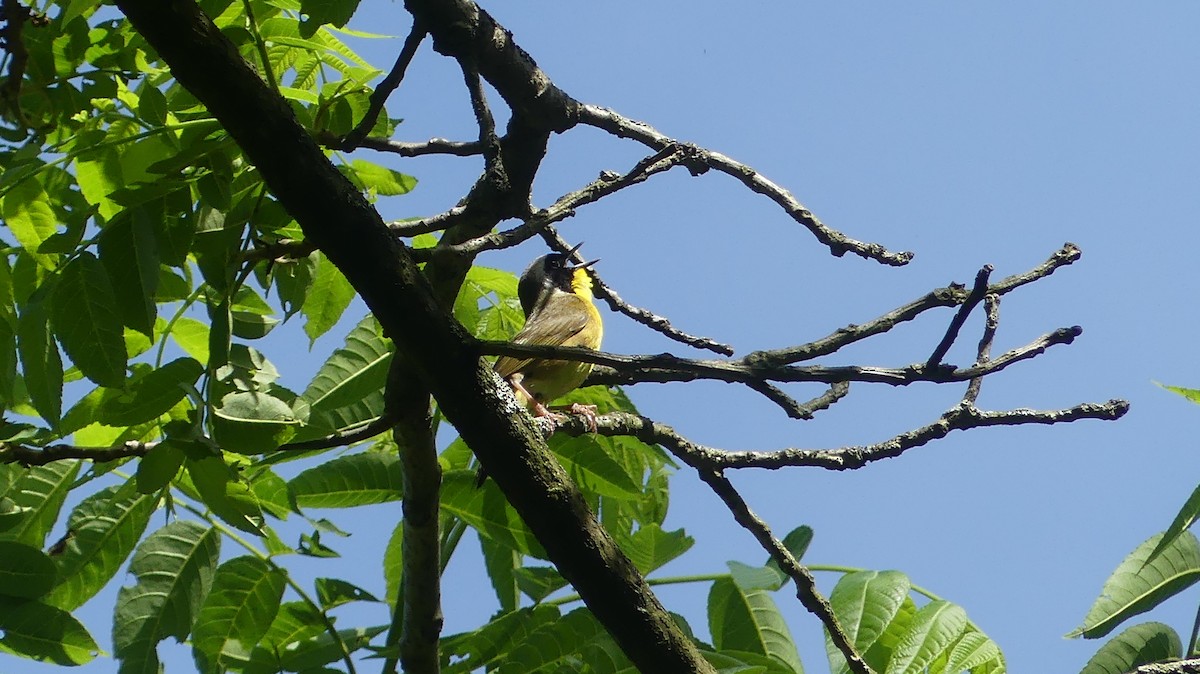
(744, 243), (1082, 368)
(390, 208), (471, 238)
(927, 265), (992, 367)
(480, 325), (1081, 388)
(240, 238), (318, 266)
(964, 294), (1000, 404)
(698, 468), (871, 674)
(341, 21), (426, 148)
(579, 104), (914, 267)
(352, 136), (484, 157)
(461, 61), (503, 179)
(275, 414), (398, 452)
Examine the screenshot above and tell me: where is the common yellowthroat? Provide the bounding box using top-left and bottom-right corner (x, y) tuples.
(494, 243), (603, 427)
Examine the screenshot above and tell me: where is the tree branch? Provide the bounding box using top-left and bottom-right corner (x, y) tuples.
(0, 440), (155, 466)
(340, 20), (426, 148)
(578, 104), (913, 267)
(697, 468), (871, 674)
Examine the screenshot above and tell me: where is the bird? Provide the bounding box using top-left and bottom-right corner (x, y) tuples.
(494, 242), (603, 429)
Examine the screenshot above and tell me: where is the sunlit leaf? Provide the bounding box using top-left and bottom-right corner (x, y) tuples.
(886, 600), (968, 674)
(192, 556), (286, 673)
(288, 451), (403, 508)
(301, 254), (355, 345)
(708, 577), (803, 673)
(1079, 622), (1180, 674)
(826, 570), (910, 674)
(0, 461), (80, 546)
(620, 523), (693, 575)
(1, 176), (60, 269)
(441, 470), (545, 558)
(1070, 531), (1200, 639)
(44, 480), (155, 611)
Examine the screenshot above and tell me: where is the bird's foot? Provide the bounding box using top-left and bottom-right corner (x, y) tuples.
(532, 402), (569, 432)
(564, 403), (599, 432)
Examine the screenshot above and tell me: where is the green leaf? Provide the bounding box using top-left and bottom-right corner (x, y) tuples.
(481, 535), (521, 611)
(383, 519), (402, 605)
(708, 577), (803, 673)
(826, 570), (911, 674)
(98, 213), (160, 337)
(299, 0), (363, 32)
(17, 298), (63, 424)
(343, 159), (417, 195)
(1146, 482), (1200, 567)
(728, 561), (787, 592)
(621, 524), (693, 575)
(99, 357), (203, 427)
(0, 461), (80, 546)
(136, 442), (186, 494)
(940, 628), (1005, 673)
(498, 607), (628, 674)
(766, 526), (813, 579)
(314, 577), (378, 609)
(301, 254), (355, 345)
(186, 456), (266, 535)
(50, 252), (127, 387)
(288, 451), (403, 508)
(0, 541), (56, 598)
(212, 391), (299, 453)
(550, 434), (642, 499)
(1070, 531), (1200, 639)
(300, 314), (390, 415)
(441, 605), (559, 671)
(2, 176), (60, 269)
(0, 596), (99, 665)
(249, 624), (384, 672)
(1080, 622), (1181, 674)
(513, 565), (567, 603)
(440, 470), (545, 558)
(1159, 382), (1200, 405)
(192, 556), (286, 674)
(114, 521), (220, 674)
(137, 84), (169, 126)
(239, 601), (325, 670)
(170, 316), (211, 364)
(44, 480), (156, 610)
(886, 600), (968, 674)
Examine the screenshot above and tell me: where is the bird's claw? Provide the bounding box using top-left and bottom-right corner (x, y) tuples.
(566, 403), (599, 432)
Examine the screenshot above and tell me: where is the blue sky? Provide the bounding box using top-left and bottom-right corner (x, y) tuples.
(16, 3), (1200, 673)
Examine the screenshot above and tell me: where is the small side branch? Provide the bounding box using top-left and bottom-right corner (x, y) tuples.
(579, 104), (913, 267)
(697, 468), (871, 674)
(964, 294), (1000, 404)
(927, 265), (992, 367)
(746, 243), (1081, 367)
(275, 414), (398, 452)
(0, 440), (156, 466)
(340, 21), (427, 148)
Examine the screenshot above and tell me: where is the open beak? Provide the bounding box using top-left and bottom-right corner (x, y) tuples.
(564, 242), (598, 269)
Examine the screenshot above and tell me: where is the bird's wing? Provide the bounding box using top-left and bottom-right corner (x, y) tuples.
(494, 297), (591, 378)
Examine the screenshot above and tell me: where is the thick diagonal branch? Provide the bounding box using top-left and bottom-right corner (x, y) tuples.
(112, 2), (711, 672)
